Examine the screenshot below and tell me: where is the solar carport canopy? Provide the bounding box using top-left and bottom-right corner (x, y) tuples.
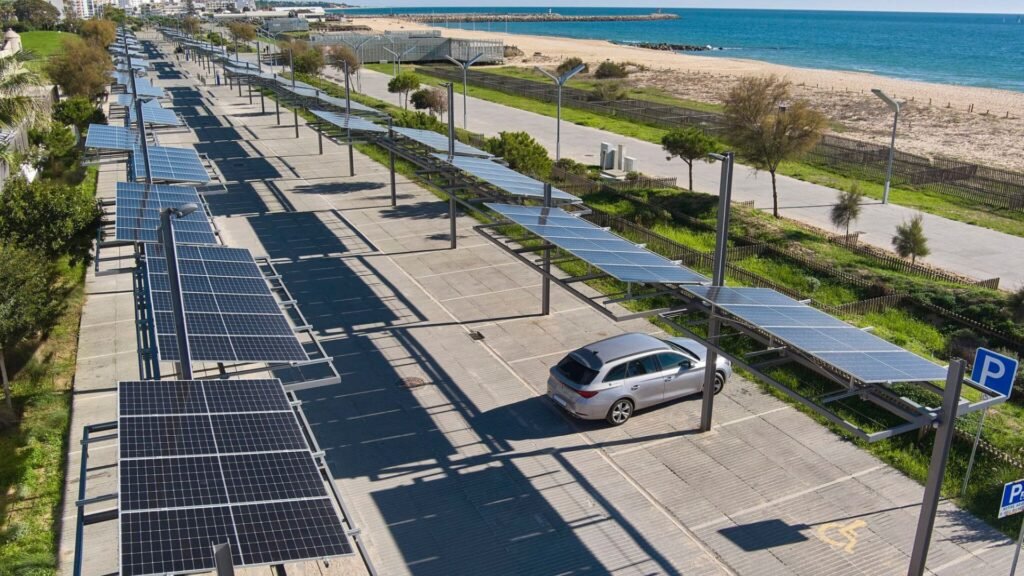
(128, 102), (182, 126)
(85, 124), (137, 151)
(437, 154), (580, 202)
(394, 126), (491, 157)
(115, 182), (217, 245)
(684, 286), (949, 383)
(488, 203), (709, 285)
(117, 378), (353, 576)
(310, 109), (386, 133)
(131, 145), (210, 183)
(143, 244), (308, 363)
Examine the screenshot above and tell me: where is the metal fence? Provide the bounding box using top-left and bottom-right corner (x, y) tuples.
(424, 65), (1024, 212)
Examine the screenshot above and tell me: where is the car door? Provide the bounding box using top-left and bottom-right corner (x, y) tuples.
(623, 354), (664, 409)
(654, 352), (699, 401)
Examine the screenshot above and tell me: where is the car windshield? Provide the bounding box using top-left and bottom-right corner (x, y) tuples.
(665, 341), (699, 361)
(556, 356), (599, 386)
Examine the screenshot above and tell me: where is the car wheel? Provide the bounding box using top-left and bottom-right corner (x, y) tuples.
(714, 372), (726, 395)
(606, 398), (634, 426)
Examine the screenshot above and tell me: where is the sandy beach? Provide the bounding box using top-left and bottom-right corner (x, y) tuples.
(356, 16), (1024, 172)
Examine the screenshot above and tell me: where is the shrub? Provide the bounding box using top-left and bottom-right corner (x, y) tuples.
(45, 36), (114, 98)
(0, 176), (101, 262)
(391, 109), (446, 133)
(556, 56), (588, 76)
(946, 328), (986, 363)
(593, 80), (628, 102)
(387, 71), (420, 109)
(484, 131), (552, 178)
(409, 87), (447, 117)
(54, 97), (105, 132)
(554, 157), (588, 176)
(594, 61), (628, 79)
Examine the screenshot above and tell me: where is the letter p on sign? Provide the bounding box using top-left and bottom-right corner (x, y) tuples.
(971, 348), (1018, 399)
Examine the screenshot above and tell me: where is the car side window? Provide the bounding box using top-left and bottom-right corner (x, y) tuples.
(604, 363), (628, 382)
(626, 355), (660, 377)
(654, 353), (691, 372)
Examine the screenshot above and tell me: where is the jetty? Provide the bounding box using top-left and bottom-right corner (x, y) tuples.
(383, 12), (680, 24)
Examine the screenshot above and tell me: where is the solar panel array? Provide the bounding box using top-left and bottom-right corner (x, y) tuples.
(487, 203), (709, 285)
(115, 182), (217, 245)
(315, 93), (378, 115)
(683, 286), (949, 383)
(85, 124), (137, 151)
(394, 126), (491, 157)
(128, 78), (165, 99)
(118, 379), (352, 576)
(436, 154), (580, 203)
(310, 109), (386, 133)
(132, 145), (210, 183)
(143, 243), (309, 363)
(128, 103), (182, 126)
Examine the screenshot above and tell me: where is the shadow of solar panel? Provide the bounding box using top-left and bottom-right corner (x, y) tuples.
(394, 126), (491, 157)
(310, 109), (386, 133)
(115, 182), (217, 245)
(85, 124), (137, 151)
(143, 244), (308, 364)
(681, 285), (947, 383)
(439, 155), (580, 202)
(487, 203), (708, 285)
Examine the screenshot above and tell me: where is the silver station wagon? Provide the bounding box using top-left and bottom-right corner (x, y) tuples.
(547, 332), (732, 425)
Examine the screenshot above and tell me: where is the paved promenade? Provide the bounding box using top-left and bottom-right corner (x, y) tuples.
(343, 68), (1024, 288)
(60, 40), (1018, 576)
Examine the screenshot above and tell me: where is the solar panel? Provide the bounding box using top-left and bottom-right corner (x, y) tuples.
(118, 379), (352, 576)
(143, 243), (308, 363)
(437, 154), (580, 202)
(315, 93), (378, 114)
(683, 285), (948, 383)
(85, 124), (137, 151)
(487, 203), (709, 285)
(115, 182), (217, 245)
(128, 102), (182, 126)
(309, 109), (385, 133)
(394, 126), (491, 157)
(128, 78), (166, 99)
(131, 145), (210, 183)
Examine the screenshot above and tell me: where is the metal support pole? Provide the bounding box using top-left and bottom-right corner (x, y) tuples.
(275, 97), (280, 124)
(462, 67), (468, 130)
(1011, 515), (1024, 576)
(445, 83), (456, 159)
(260, 89), (265, 114)
(907, 359), (966, 576)
(160, 208), (193, 380)
(318, 129), (323, 155)
(344, 61), (354, 177)
(247, 82), (252, 105)
(388, 118), (397, 207)
(542, 182), (552, 315)
(700, 152), (734, 432)
(449, 194), (457, 250)
(961, 408), (987, 497)
(294, 107), (299, 139)
(555, 84), (562, 161)
(884, 106), (899, 204)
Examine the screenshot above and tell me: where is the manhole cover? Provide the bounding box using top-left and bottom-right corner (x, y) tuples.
(397, 377), (429, 389)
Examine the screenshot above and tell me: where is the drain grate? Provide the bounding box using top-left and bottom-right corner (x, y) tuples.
(469, 331), (485, 341)
(397, 377), (430, 389)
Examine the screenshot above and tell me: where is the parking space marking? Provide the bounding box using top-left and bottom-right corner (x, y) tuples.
(608, 406), (792, 457)
(816, 519), (866, 553)
(417, 261), (519, 278)
(439, 284), (542, 302)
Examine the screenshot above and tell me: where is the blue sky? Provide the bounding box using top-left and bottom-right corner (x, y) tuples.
(345, 1), (1024, 14)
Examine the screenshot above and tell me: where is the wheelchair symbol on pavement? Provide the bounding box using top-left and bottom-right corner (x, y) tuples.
(816, 519), (866, 554)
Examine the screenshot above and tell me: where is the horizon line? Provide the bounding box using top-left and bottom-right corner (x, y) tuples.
(328, 5), (1023, 16)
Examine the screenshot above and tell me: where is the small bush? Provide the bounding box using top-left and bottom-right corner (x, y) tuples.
(594, 61), (628, 79)
(593, 80), (628, 101)
(946, 328), (985, 363)
(554, 157), (588, 176)
(556, 56), (588, 76)
(484, 131), (552, 178)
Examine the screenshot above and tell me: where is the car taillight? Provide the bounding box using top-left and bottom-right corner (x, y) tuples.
(573, 388), (600, 399)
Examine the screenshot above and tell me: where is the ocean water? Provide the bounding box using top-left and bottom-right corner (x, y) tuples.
(334, 7), (1024, 92)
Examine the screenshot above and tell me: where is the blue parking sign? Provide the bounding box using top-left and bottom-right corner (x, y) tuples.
(1000, 479), (1024, 518)
(971, 348), (1018, 398)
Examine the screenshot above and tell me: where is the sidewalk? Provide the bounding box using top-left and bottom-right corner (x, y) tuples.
(345, 68), (1024, 289)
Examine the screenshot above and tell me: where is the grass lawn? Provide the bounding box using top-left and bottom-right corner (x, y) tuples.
(20, 31), (73, 77)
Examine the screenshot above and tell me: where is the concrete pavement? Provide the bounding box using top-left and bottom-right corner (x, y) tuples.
(346, 68), (1024, 289)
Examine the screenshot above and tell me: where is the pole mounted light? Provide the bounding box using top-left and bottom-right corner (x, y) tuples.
(383, 45), (416, 76)
(445, 52), (484, 131)
(871, 88), (900, 205)
(535, 63), (585, 162)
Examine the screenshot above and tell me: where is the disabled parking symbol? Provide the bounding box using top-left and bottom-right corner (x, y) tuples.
(816, 519), (866, 554)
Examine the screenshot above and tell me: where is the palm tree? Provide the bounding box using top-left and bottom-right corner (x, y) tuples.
(0, 51), (40, 128)
(830, 183), (864, 240)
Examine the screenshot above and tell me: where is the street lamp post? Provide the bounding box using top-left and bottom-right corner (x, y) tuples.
(445, 53), (483, 131)
(871, 88), (900, 205)
(345, 36), (373, 92)
(383, 45), (416, 76)
(159, 203), (199, 381)
(535, 63), (586, 161)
